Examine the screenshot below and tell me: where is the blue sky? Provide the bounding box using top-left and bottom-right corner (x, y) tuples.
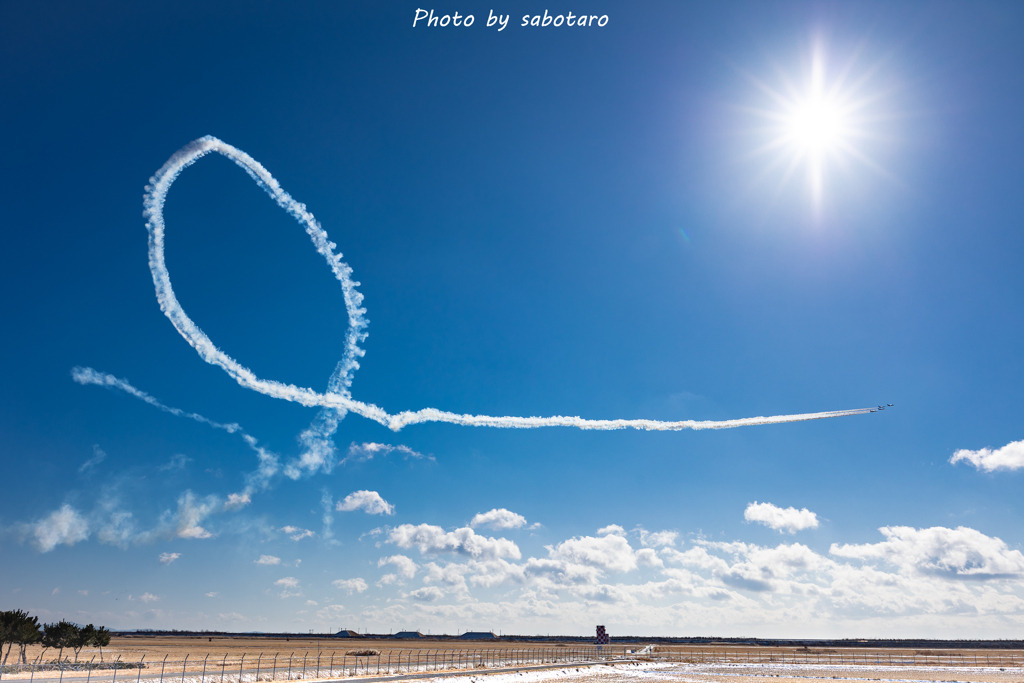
(2, 0), (1023, 638)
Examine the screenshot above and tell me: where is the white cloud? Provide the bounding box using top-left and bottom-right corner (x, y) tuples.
(97, 510), (135, 549)
(387, 524), (521, 560)
(255, 554), (282, 565)
(51, 587), (60, 595)
(636, 548), (664, 568)
(336, 490), (395, 515)
(636, 528), (679, 548)
(744, 502), (819, 534)
(158, 454), (192, 472)
(306, 600), (318, 606)
(332, 578), (369, 594)
(138, 593), (160, 603)
(224, 493), (251, 510)
(79, 445), (107, 473)
(28, 505), (90, 552)
(597, 524), (626, 537)
(274, 577), (300, 588)
(377, 555), (418, 586)
(830, 526), (1024, 579)
(406, 586), (444, 602)
(950, 439), (1024, 472)
(279, 526), (315, 541)
(315, 604), (347, 621)
(548, 533), (638, 573)
(158, 552), (181, 565)
(341, 442), (431, 465)
(171, 491), (219, 539)
(205, 592), (219, 597)
(78, 590), (89, 596)
(471, 508), (527, 530)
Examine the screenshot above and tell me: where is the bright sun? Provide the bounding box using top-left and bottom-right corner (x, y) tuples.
(749, 40), (884, 209)
(788, 95), (845, 153)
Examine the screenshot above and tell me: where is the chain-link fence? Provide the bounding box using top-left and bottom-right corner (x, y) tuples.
(640, 648), (1023, 668)
(0, 646), (618, 683)
(3, 645), (1022, 683)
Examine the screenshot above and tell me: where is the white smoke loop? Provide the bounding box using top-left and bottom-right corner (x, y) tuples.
(136, 136), (876, 433)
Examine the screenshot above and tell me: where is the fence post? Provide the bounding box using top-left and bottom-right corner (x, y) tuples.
(316, 652), (320, 680)
(256, 654), (262, 683)
(301, 653), (306, 680)
(271, 654), (277, 682)
(288, 654), (292, 682)
(221, 653), (227, 683)
(136, 655), (144, 683)
(182, 654), (190, 683)
(160, 655), (168, 683)
(203, 654), (210, 683)
(239, 654), (245, 683)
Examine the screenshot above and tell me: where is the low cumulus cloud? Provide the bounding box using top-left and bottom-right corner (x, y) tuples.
(279, 526), (315, 541)
(830, 525), (1024, 580)
(950, 439), (1024, 472)
(256, 555), (282, 565)
(335, 508), (1024, 631)
(337, 490), (395, 515)
(549, 531), (638, 573)
(406, 586), (444, 602)
(159, 552), (181, 565)
(387, 524), (521, 561)
(332, 578), (369, 594)
(636, 528), (679, 548)
(171, 491), (220, 539)
(341, 442), (431, 465)
(25, 505), (90, 552)
(274, 577), (300, 588)
(471, 508), (527, 531)
(744, 502), (819, 534)
(377, 555), (419, 586)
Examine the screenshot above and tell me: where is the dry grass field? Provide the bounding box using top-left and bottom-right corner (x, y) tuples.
(11, 635), (1023, 668)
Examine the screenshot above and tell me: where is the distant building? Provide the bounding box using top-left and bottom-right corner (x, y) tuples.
(460, 632), (497, 640)
(334, 630), (362, 638)
(596, 625), (609, 645)
(393, 631), (425, 638)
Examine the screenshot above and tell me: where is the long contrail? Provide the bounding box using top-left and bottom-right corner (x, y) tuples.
(132, 135), (878, 432)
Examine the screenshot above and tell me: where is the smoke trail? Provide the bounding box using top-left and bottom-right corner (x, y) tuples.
(72, 366), (242, 434)
(72, 366), (278, 505)
(133, 135), (878, 433)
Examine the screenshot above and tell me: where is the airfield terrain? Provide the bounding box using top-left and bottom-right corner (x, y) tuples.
(6, 635), (1022, 683)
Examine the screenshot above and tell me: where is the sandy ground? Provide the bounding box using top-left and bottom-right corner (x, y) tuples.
(423, 661), (1024, 683)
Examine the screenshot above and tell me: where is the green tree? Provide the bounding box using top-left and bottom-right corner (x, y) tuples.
(91, 626), (111, 663)
(41, 620), (77, 663)
(0, 609), (18, 666)
(70, 624), (95, 662)
(15, 613), (41, 665)
(1, 610), (40, 667)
